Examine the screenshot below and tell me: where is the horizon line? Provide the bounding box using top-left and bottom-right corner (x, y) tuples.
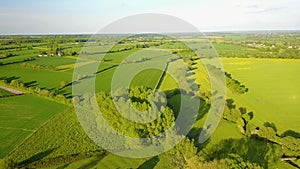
(1, 29), (300, 36)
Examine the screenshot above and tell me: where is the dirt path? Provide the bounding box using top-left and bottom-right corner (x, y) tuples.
(0, 86), (24, 95)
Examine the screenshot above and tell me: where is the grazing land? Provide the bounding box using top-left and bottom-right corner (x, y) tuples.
(221, 58), (300, 134)
(0, 95), (67, 158)
(0, 88), (13, 97)
(0, 32), (300, 168)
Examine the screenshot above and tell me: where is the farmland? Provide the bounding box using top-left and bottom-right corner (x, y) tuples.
(0, 95), (67, 159)
(221, 58), (300, 133)
(0, 32), (300, 168)
(0, 88), (12, 97)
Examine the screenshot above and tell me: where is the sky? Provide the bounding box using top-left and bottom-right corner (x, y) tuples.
(0, 0), (299, 34)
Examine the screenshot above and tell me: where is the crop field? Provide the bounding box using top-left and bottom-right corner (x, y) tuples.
(0, 95), (67, 158)
(220, 58), (300, 133)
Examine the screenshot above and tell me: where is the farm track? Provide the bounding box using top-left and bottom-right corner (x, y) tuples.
(0, 86), (24, 95)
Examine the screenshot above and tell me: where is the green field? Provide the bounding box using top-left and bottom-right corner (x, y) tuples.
(0, 88), (12, 97)
(130, 69), (163, 89)
(45, 154), (150, 169)
(0, 65), (72, 90)
(29, 57), (76, 67)
(0, 95), (67, 158)
(1, 33), (300, 168)
(221, 58), (300, 133)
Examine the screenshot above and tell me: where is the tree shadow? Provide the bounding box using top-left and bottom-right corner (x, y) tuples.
(137, 156), (159, 169)
(0, 58), (34, 66)
(0, 76), (20, 83)
(281, 130), (300, 139)
(206, 137), (281, 168)
(24, 80), (37, 87)
(77, 153), (107, 169)
(95, 65), (118, 75)
(57, 163), (71, 169)
(18, 148), (57, 167)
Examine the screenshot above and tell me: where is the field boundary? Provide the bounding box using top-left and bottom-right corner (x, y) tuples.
(0, 86), (24, 95)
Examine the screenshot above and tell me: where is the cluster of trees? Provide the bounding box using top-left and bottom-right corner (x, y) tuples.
(225, 72), (249, 94)
(126, 57), (152, 64)
(161, 136), (264, 168)
(254, 122), (300, 159)
(212, 35), (300, 59)
(223, 99), (254, 134)
(0, 52), (14, 59)
(1, 79), (70, 104)
(223, 98), (300, 167)
(204, 64), (248, 95)
(20, 62), (58, 71)
(94, 86), (176, 138)
(0, 158), (16, 169)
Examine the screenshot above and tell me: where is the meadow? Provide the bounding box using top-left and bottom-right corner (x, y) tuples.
(1, 33), (300, 168)
(0, 95), (67, 158)
(0, 88), (12, 97)
(221, 58), (300, 134)
(0, 65), (72, 90)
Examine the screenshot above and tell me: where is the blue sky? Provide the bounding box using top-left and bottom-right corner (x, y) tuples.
(0, 0), (299, 34)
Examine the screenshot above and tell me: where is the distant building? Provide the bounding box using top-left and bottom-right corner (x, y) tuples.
(57, 51), (63, 56)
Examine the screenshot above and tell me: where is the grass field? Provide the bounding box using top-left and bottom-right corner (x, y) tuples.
(0, 95), (67, 158)
(0, 65), (72, 90)
(29, 57), (76, 67)
(130, 69), (163, 89)
(0, 88), (12, 97)
(221, 58), (300, 134)
(7, 109), (102, 168)
(45, 154), (150, 169)
(1, 34), (299, 168)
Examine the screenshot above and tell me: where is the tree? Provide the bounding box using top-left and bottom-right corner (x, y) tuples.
(10, 80), (20, 87)
(60, 80), (68, 88)
(0, 158), (16, 169)
(164, 138), (197, 168)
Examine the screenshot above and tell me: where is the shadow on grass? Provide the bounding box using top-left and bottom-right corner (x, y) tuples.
(18, 148), (57, 168)
(205, 136), (281, 168)
(137, 156), (159, 169)
(57, 163), (71, 169)
(281, 130), (300, 139)
(77, 153), (107, 169)
(0, 76), (20, 83)
(24, 80), (37, 87)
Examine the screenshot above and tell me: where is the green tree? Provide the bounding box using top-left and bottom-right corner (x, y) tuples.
(60, 80), (68, 88)
(0, 158), (16, 169)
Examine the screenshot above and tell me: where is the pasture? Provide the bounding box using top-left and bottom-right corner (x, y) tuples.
(221, 58), (300, 134)
(1, 34), (300, 168)
(0, 95), (67, 158)
(130, 69), (163, 89)
(0, 65), (72, 90)
(29, 57), (76, 67)
(45, 154), (150, 169)
(0, 88), (12, 97)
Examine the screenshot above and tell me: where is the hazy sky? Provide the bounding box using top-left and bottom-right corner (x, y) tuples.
(0, 0), (299, 34)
